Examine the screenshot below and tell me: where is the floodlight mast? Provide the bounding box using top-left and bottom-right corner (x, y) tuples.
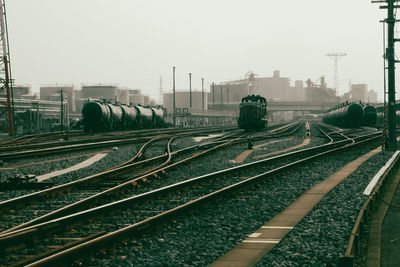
(326, 52), (347, 96)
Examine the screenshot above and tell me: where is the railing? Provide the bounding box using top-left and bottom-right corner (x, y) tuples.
(339, 152), (400, 266)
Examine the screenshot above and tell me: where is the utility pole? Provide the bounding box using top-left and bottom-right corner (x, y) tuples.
(373, 0), (398, 151)
(0, 0), (13, 135)
(189, 73), (192, 108)
(159, 75), (163, 105)
(59, 89), (64, 131)
(212, 82), (215, 104)
(227, 86), (229, 104)
(220, 84), (223, 105)
(326, 52), (347, 95)
(173, 66), (176, 127)
(201, 78), (204, 112)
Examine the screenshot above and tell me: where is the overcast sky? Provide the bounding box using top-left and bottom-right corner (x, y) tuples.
(5, 0), (393, 101)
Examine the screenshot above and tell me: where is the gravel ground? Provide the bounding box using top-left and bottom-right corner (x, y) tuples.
(80, 134), (384, 266)
(4, 125), (383, 266)
(0, 143), (142, 201)
(256, 149), (393, 266)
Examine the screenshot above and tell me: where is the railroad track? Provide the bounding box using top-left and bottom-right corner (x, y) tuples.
(0, 127), (381, 266)
(314, 122), (372, 142)
(0, 127), (240, 161)
(0, 123), (301, 235)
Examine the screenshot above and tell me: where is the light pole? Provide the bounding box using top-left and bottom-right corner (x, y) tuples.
(201, 78), (204, 112)
(189, 73), (192, 108)
(220, 84), (223, 105)
(212, 82), (215, 104)
(173, 66), (176, 127)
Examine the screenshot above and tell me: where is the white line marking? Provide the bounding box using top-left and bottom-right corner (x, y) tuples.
(243, 239), (280, 244)
(261, 226), (294, 229)
(248, 233), (262, 238)
(36, 153), (108, 182)
(363, 151), (400, 195)
(192, 134), (223, 142)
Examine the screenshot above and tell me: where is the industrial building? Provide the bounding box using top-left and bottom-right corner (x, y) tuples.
(340, 84), (377, 104)
(350, 84), (368, 103)
(304, 76), (340, 103)
(368, 90), (378, 103)
(40, 86), (76, 113)
(208, 71), (306, 104)
(163, 91), (208, 112)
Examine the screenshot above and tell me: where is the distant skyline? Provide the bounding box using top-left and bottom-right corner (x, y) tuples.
(5, 0), (394, 101)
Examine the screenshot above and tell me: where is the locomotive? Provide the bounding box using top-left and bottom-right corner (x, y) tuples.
(82, 100), (166, 132)
(238, 95), (268, 130)
(322, 102), (363, 128)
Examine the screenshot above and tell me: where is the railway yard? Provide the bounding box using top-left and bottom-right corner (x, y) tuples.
(0, 121), (397, 266)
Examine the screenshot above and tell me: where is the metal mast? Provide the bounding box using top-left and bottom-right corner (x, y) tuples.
(172, 66), (176, 127)
(159, 75), (163, 105)
(0, 0), (13, 135)
(326, 52), (347, 95)
(373, 0), (398, 151)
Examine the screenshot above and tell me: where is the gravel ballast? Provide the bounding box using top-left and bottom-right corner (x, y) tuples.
(80, 138), (386, 266)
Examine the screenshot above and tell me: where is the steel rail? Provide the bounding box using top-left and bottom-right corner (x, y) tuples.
(3, 134), (381, 266)
(0, 132), (379, 245)
(0, 126), (239, 153)
(0, 132), (247, 235)
(0, 127), (240, 161)
(0, 121), (300, 235)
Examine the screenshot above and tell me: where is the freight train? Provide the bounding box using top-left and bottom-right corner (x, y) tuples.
(322, 102), (364, 128)
(82, 100), (166, 132)
(362, 104), (378, 127)
(376, 110), (400, 127)
(237, 95), (268, 130)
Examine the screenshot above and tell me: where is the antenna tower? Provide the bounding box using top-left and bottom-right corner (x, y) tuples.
(326, 52), (347, 95)
(0, 0), (13, 135)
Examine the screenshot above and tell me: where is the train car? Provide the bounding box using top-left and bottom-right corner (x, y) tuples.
(322, 102), (363, 128)
(362, 104), (377, 127)
(82, 100), (166, 132)
(238, 95), (268, 130)
(376, 110), (400, 127)
(151, 107), (166, 127)
(82, 101), (112, 131)
(134, 105), (154, 128)
(120, 105), (138, 129)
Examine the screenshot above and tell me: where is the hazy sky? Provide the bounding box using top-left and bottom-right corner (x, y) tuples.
(5, 0), (392, 101)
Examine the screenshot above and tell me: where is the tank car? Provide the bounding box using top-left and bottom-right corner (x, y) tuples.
(322, 102), (363, 128)
(82, 101), (112, 131)
(134, 105), (154, 128)
(82, 100), (166, 132)
(376, 110), (400, 127)
(120, 104), (138, 129)
(238, 95), (268, 130)
(362, 104), (377, 127)
(151, 107), (166, 127)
